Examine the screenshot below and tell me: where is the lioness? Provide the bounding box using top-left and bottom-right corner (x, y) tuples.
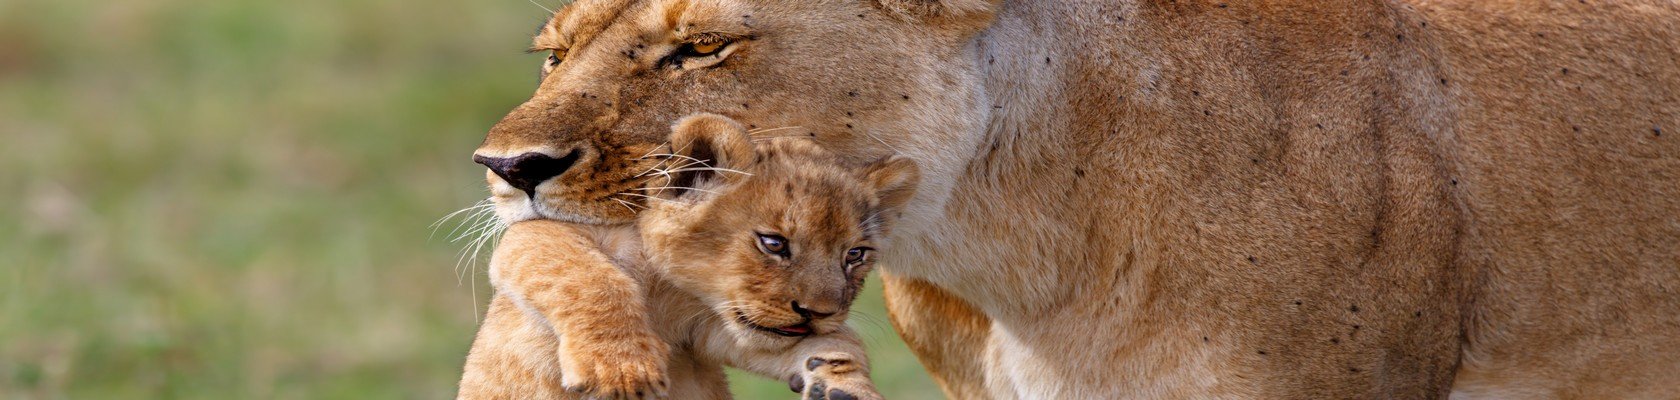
(459, 114), (918, 399)
(471, 0), (1680, 398)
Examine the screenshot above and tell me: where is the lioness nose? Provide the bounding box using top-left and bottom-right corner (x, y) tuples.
(791, 301), (838, 320)
(472, 150), (579, 195)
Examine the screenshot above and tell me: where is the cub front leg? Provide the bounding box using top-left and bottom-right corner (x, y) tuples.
(704, 326), (880, 400)
(788, 351), (881, 400)
(491, 220), (669, 399)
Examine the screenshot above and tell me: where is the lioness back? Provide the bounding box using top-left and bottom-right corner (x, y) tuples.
(1412, 2), (1680, 397)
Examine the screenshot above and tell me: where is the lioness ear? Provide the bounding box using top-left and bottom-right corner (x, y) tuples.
(862, 156), (921, 222)
(659, 113), (755, 200)
(872, 0), (1002, 33)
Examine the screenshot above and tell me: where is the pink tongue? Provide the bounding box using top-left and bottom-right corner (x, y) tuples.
(780, 325), (811, 334)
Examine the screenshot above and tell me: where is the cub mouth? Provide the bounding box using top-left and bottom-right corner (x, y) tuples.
(735, 312), (813, 337)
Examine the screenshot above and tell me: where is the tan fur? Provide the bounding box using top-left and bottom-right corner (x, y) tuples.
(474, 0), (1680, 398)
(460, 115), (920, 399)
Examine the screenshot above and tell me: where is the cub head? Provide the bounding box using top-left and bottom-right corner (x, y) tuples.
(639, 114), (919, 338)
(473, 0), (998, 225)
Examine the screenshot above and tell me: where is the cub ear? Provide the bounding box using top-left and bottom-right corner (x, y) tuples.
(658, 113), (756, 200)
(872, 0), (1002, 32)
(861, 156), (921, 221)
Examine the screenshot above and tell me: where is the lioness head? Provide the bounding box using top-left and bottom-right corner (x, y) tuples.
(474, 0), (998, 225)
(638, 114), (919, 337)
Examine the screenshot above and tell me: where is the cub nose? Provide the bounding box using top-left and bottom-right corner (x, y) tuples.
(472, 150), (580, 195)
(791, 301), (838, 320)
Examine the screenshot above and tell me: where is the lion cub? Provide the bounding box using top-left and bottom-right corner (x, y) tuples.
(458, 114), (919, 400)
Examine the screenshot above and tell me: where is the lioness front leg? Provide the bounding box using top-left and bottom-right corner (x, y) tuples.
(490, 220), (669, 399)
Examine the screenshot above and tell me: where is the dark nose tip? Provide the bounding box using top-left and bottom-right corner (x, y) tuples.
(472, 150), (580, 195)
(791, 301), (837, 320)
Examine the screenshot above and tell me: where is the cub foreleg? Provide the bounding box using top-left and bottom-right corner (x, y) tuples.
(487, 220), (670, 399)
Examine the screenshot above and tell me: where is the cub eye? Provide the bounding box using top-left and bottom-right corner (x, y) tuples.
(547, 54), (561, 66)
(845, 247), (869, 264)
(757, 234), (789, 257)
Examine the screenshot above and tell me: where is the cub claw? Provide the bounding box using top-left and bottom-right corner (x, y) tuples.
(556, 338), (670, 400)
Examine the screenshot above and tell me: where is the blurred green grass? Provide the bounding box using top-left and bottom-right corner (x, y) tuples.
(0, 0), (942, 398)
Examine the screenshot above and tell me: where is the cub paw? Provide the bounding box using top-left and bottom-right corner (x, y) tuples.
(557, 338), (670, 400)
(787, 353), (881, 400)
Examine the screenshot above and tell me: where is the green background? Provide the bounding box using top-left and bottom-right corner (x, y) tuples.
(0, 0), (944, 398)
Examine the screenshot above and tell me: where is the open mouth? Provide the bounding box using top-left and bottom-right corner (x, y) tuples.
(735, 312), (813, 337)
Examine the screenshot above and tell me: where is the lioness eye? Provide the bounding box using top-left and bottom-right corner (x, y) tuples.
(757, 234), (789, 257)
(547, 54), (561, 66)
(679, 40), (728, 58)
(845, 247), (868, 264)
